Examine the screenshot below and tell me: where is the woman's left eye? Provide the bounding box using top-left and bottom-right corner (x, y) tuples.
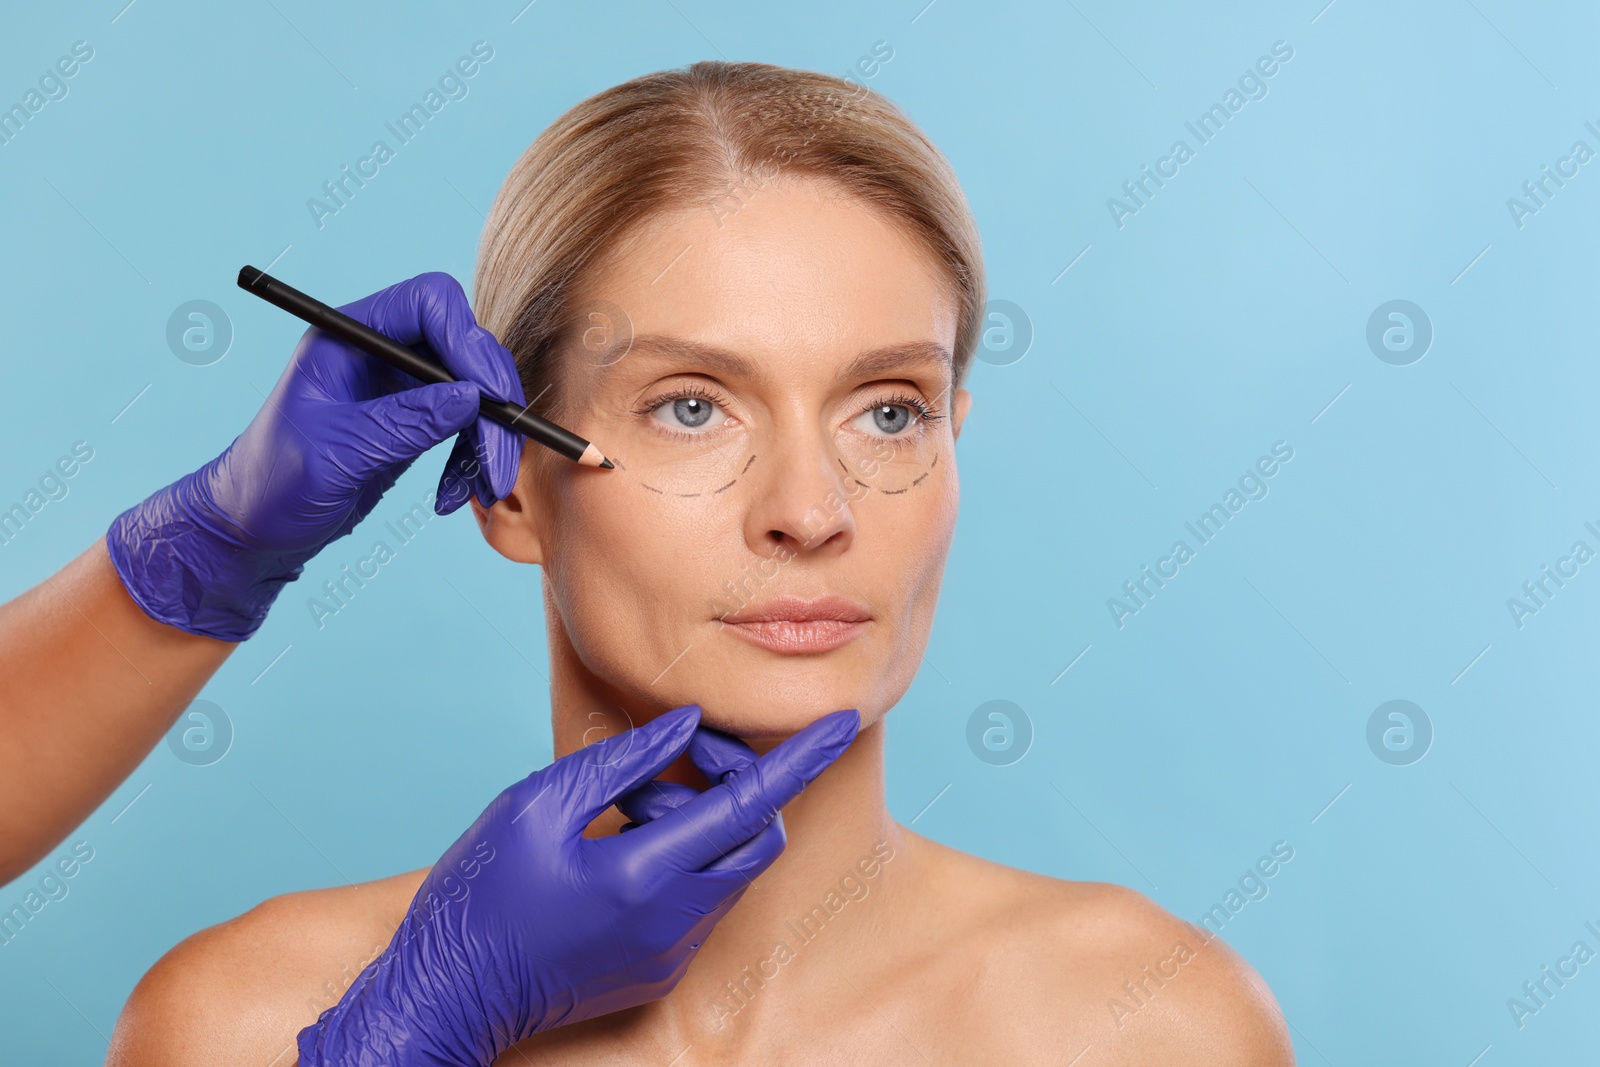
(850, 402), (921, 437)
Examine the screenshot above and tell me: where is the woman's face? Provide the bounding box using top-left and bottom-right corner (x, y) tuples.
(480, 177), (971, 738)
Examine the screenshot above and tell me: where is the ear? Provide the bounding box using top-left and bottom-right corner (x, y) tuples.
(470, 450), (548, 566)
(951, 387), (973, 442)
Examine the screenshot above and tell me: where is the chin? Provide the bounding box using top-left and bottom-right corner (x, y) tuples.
(668, 655), (902, 742)
(693, 705), (863, 742)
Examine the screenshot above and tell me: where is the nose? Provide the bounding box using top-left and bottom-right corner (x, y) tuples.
(743, 430), (856, 558)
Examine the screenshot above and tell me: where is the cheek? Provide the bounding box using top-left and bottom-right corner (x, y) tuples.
(861, 463), (958, 636)
(912, 482), (959, 610)
(835, 473), (957, 725)
(545, 479), (732, 684)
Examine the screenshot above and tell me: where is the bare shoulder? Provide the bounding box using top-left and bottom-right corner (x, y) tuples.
(907, 831), (1294, 1066)
(107, 869), (425, 1066)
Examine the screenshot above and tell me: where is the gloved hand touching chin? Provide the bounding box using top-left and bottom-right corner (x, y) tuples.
(296, 703), (861, 1066)
(107, 271), (523, 642)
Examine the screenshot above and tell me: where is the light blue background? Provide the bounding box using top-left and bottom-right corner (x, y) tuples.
(3, 1), (1597, 1062)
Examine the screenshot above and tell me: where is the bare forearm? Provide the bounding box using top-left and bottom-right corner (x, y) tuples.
(0, 537), (235, 882)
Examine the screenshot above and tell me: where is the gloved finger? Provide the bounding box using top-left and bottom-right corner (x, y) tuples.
(551, 704), (703, 833)
(479, 414), (523, 504)
(687, 726), (759, 783)
(701, 810), (785, 876)
(615, 779), (701, 829)
(434, 420), (522, 514)
(642, 729), (792, 865)
(334, 380), (482, 486)
(435, 432), (481, 516)
(351, 272), (525, 409)
(672, 827), (780, 921)
(436, 428), (487, 514)
(624, 708), (859, 872)
(624, 781), (785, 874)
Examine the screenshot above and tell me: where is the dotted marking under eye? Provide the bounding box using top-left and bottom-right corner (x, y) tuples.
(876, 448), (940, 495)
(637, 456), (755, 499)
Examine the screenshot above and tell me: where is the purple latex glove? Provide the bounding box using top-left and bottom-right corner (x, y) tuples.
(106, 272), (524, 641)
(296, 704), (861, 1067)
(615, 721), (788, 831)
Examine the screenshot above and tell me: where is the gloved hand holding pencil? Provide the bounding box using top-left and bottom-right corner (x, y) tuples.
(106, 272), (525, 642)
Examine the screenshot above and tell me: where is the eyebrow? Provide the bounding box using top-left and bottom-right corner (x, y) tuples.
(620, 334), (953, 385)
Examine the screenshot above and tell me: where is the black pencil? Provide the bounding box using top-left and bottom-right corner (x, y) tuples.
(237, 266), (613, 469)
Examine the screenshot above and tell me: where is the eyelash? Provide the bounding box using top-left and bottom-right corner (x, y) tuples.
(866, 392), (946, 435)
(632, 385), (944, 440)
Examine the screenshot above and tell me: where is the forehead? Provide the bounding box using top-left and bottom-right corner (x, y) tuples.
(572, 178), (958, 371)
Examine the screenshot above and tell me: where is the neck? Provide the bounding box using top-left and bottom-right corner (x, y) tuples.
(545, 586), (914, 1045)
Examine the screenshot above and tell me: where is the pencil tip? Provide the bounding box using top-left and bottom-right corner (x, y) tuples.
(578, 442), (615, 468)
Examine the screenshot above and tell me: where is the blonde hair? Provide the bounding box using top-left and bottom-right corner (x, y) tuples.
(472, 59), (985, 423)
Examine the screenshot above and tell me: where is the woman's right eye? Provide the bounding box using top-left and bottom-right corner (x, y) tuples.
(649, 395), (729, 432)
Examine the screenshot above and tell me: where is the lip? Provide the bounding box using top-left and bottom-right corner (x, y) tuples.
(720, 595), (873, 654)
